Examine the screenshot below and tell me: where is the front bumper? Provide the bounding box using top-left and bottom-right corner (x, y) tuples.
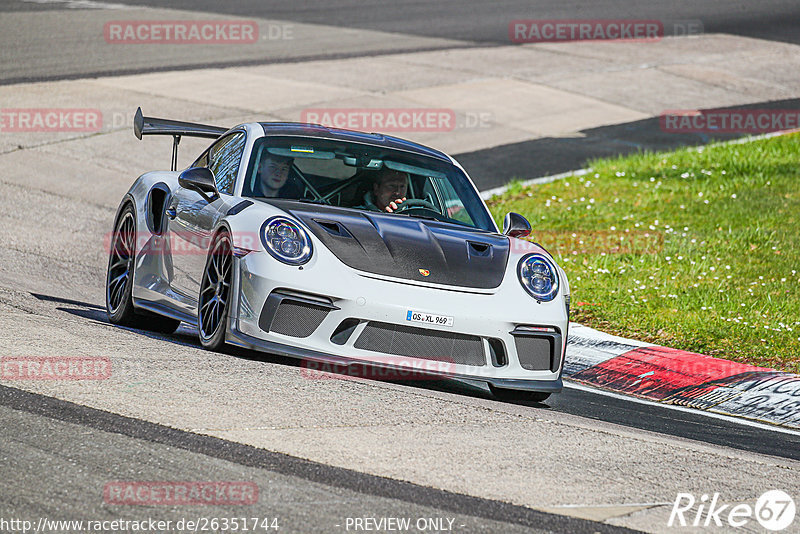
(229, 251), (568, 392)
(227, 329), (564, 393)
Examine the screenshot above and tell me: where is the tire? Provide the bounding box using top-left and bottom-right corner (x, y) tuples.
(489, 385), (551, 403)
(198, 230), (234, 351)
(106, 205), (139, 326)
(106, 203), (180, 334)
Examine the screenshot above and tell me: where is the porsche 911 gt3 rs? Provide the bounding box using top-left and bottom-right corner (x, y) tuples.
(106, 108), (570, 401)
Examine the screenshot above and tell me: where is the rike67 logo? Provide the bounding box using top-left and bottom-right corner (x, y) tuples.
(669, 490), (795, 531)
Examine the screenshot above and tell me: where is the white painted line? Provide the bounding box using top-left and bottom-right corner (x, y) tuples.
(568, 322), (652, 347)
(550, 502), (672, 509)
(479, 168), (591, 200)
(21, 0), (131, 9)
(691, 128), (800, 149)
(564, 380), (800, 437)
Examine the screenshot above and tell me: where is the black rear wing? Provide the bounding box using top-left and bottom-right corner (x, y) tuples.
(133, 107), (228, 171)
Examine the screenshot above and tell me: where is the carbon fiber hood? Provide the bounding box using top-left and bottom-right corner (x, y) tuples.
(268, 201), (509, 289)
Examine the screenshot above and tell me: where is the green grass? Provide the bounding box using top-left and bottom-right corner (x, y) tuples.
(487, 134), (800, 373)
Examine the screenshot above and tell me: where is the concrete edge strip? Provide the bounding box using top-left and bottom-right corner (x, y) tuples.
(0, 43), (493, 87)
(479, 127), (800, 200)
(0, 384), (638, 534)
(565, 333), (800, 430)
(479, 168), (591, 200)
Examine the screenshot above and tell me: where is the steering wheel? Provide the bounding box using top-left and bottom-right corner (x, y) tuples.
(393, 198), (438, 212)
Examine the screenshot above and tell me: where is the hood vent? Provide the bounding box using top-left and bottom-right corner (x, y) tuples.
(313, 219), (352, 238)
(467, 241), (492, 257)
(267, 200), (510, 289)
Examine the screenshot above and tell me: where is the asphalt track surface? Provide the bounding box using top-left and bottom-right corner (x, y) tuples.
(0, 386), (634, 534)
(1, 284), (797, 531)
(1, 330), (798, 532)
(3, 0), (800, 82)
(11, 293), (800, 462)
(9, 0), (800, 46)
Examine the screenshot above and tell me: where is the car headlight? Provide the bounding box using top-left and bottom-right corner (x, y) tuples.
(518, 254), (559, 302)
(260, 217), (313, 265)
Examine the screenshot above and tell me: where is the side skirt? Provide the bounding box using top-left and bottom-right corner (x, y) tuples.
(133, 297), (198, 327)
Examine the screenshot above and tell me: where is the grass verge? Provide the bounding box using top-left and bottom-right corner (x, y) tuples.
(487, 133), (800, 373)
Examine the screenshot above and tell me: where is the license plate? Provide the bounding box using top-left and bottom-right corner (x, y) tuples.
(406, 310), (454, 327)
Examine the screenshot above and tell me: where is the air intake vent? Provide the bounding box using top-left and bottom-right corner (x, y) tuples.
(488, 338), (507, 367)
(269, 301), (329, 338)
(354, 321), (486, 366)
(514, 337), (552, 371)
(467, 241), (491, 257)
(259, 290), (337, 338)
(511, 329), (562, 372)
(330, 318), (360, 345)
(314, 219), (351, 238)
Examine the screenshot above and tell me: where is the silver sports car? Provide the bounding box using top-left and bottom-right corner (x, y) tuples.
(106, 108), (570, 401)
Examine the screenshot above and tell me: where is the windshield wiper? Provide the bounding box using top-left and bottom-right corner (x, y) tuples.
(400, 212), (438, 221)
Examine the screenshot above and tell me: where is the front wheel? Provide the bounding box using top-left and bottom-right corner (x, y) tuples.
(198, 231), (234, 351)
(106, 205), (138, 326)
(489, 385), (551, 403)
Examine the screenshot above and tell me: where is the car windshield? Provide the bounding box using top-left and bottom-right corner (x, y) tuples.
(242, 136), (495, 232)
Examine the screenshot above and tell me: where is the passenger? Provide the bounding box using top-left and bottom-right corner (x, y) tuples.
(256, 154), (294, 197)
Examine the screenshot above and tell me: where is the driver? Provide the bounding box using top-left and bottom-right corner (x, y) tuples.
(256, 154), (294, 197)
(358, 169), (408, 213)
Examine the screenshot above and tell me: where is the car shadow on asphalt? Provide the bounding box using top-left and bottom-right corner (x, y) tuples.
(52, 301), (551, 408)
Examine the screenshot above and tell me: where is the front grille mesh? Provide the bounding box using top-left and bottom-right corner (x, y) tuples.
(269, 301), (329, 338)
(514, 336), (553, 371)
(354, 321), (486, 366)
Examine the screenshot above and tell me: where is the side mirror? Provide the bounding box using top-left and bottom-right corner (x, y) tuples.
(178, 167), (218, 198)
(503, 212), (531, 238)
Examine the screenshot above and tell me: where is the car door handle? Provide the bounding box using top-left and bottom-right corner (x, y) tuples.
(166, 207), (177, 219)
